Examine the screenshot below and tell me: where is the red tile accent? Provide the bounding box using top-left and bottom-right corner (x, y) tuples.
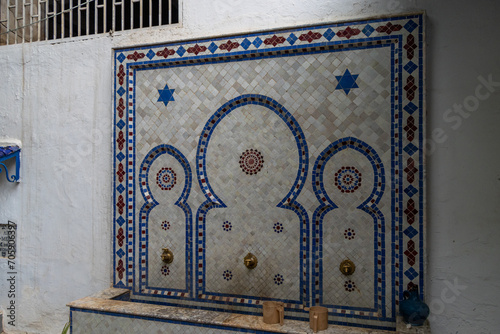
(117, 131), (125, 150)
(404, 116), (417, 142)
(404, 199), (418, 225)
(117, 65), (126, 85)
(404, 240), (418, 266)
(404, 34), (417, 60)
(220, 40), (240, 52)
(404, 158), (418, 183)
(404, 75), (416, 101)
(376, 22), (403, 35)
(117, 98), (125, 118)
(407, 282), (416, 291)
(264, 35), (286, 46)
(126, 51), (145, 61)
(117, 163), (125, 183)
(116, 259), (125, 279)
(336, 26), (361, 39)
(187, 44), (207, 55)
(117, 227), (125, 247)
(156, 47), (175, 58)
(299, 31), (322, 43)
(117, 195), (125, 215)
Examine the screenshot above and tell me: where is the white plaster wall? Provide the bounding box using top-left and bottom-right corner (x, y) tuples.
(0, 0), (499, 333)
(0, 39), (113, 332)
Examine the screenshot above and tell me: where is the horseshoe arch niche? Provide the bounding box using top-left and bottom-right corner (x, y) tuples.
(86, 12), (426, 332)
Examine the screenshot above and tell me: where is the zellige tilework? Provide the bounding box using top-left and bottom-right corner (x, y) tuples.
(112, 13), (425, 330)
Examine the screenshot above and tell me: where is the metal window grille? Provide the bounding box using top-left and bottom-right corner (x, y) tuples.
(0, 0), (179, 45)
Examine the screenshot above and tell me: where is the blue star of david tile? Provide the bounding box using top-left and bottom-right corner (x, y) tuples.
(335, 69), (359, 95)
(158, 84), (175, 107)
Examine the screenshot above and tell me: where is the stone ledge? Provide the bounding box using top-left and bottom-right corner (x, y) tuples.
(395, 318), (431, 334)
(68, 289), (431, 334)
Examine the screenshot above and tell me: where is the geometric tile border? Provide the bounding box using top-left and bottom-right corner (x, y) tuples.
(113, 13), (425, 330)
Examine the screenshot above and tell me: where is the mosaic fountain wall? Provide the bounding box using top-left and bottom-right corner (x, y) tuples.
(110, 13), (425, 331)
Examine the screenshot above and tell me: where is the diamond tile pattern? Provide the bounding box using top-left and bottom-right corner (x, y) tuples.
(113, 14), (425, 330)
(133, 45), (394, 315)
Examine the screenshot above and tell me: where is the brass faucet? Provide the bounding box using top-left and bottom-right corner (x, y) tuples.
(161, 248), (174, 264)
(244, 252), (258, 269)
(339, 259), (355, 275)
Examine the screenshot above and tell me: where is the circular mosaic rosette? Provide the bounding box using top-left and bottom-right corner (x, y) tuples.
(161, 266), (170, 276)
(239, 149), (264, 175)
(273, 222), (283, 233)
(344, 280), (356, 292)
(223, 270), (233, 281)
(344, 228), (355, 240)
(334, 166), (362, 193)
(161, 221), (171, 230)
(274, 274), (284, 285)
(156, 167), (177, 190)
(222, 221), (232, 232)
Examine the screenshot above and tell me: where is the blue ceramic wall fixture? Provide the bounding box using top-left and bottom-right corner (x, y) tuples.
(400, 285), (430, 326)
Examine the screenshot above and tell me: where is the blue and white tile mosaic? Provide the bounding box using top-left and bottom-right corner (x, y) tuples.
(112, 13), (425, 330)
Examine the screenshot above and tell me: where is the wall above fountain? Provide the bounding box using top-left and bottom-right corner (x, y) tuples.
(111, 13), (425, 330)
